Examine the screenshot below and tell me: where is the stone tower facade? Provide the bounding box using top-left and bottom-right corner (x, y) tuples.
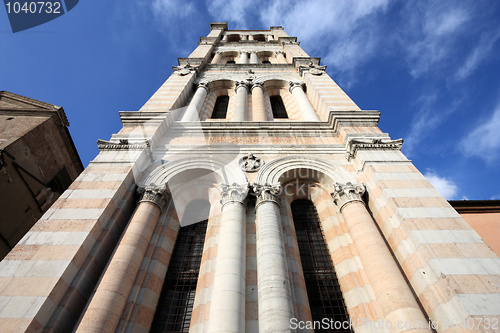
(0, 22), (499, 333)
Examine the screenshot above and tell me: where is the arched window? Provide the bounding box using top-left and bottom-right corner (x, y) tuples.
(226, 60), (235, 64)
(150, 200), (210, 333)
(211, 95), (229, 119)
(291, 199), (352, 332)
(262, 60), (271, 64)
(226, 34), (240, 42)
(270, 95), (288, 119)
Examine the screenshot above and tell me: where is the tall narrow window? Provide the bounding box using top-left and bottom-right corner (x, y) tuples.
(211, 95), (229, 119)
(291, 199), (352, 332)
(150, 200), (210, 333)
(270, 95), (288, 119)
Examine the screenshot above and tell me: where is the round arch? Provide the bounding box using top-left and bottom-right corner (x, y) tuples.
(255, 156), (356, 192)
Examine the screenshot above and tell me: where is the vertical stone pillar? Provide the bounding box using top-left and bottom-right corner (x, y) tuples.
(76, 186), (167, 333)
(239, 51), (249, 64)
(251, 82), (268, 121)
(211, 51), (223, 64)
(289, 81), (321, 121)
(181, 82), (209, 122)
(250, 51), (260, 64)
(248, 35), (254, 41)
(222, 34), (228, 41)
(254, 183), (294, 333)
(234, 81), (248, 121)
(208, 183), (249, 333)
(332, 182), (431, 331)
(268, 35), (274, 41)
(275, 51), (287, 64)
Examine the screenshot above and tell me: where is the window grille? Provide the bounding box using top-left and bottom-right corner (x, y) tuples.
(291, 199), (352, 332)
(270, 95), (288, 118)
(211, 95), (229, 119)
(150, 200), (210, 333)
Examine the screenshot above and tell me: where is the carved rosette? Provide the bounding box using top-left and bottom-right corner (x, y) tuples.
(254, 183), (282, 207)
(331, 182), (366, 212)
(138, 185), (168, 209)
(220, 183), (250, 208)
(239, 153), (264, 172)
(289, 81), (304, 94)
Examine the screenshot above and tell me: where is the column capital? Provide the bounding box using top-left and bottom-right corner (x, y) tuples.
(196, 81), (210, 93)
(289, 81), (304, 93)
(137, 185), (168, 209)
(215, 50), (224, 55)
(235, 81), (249, 91)
(254, 183), (282, 207)
(275, 50), (285, 56)
(251, 81), (264, 91)
(239, 50), (249, 55)
(220, 182), (250, 207)
(331, 182), (365, 212)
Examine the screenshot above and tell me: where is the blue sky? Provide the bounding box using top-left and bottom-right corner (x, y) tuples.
(1, 0), (500, 200)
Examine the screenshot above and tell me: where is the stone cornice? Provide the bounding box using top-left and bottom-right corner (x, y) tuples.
(331, 182), (365, 212)
(328, 110), (381, 132)
(97, 139), (155, 161)
(345, 138), (404, 161)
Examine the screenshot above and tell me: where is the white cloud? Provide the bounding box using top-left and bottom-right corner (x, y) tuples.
(206, 0), (261, 29)
(424, 170), (459, 199)
(461, 103), (500, 163)
(455, 31), (500, 81)
(400, 1), (470, 78)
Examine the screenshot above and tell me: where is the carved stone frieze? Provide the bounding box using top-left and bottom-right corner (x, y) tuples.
(172, 62), (197, 76)
(138, 184), (168, 209)
(239, 153), (264, 172)
(96, 139), (155, 161)
(254, 183), (282, 207)
(220, 182), (250, 207)
(345, 138), (404, 161)
(331, 182), (365, 212)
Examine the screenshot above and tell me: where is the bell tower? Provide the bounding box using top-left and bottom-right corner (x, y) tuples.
(0, 22), (499, 333)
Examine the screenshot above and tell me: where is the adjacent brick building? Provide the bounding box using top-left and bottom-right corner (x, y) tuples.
(0, 91), (83, 260)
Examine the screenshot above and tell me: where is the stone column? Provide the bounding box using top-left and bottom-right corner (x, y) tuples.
(289, 81), (321, 121)
(248, 35), (254, 41)
(222, 35), (228, 41)
(181, 82), (209, 122)
(332, 183), (431, 331)
(254, 184), (294, 333)
(76, 186), (167, 333)
(234, 81), (248, 121)
(275, 51), (287, 64)
(268, 35), (274, 41)
(250, 51), (260, 64)
(211, 51), (223, 64)
(239, 51), (249, 64)
(251, 82), (268, 121)
(208, 183), (249, 333)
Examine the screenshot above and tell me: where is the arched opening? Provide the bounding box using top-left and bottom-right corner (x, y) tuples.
(253, 34), (266, 41)
(150, 199), (210, 333)
(291, 199), (352, 332)
(270, 95), (288, 118)
(226, 34), (240, 42)
(211, 95), (229, 119)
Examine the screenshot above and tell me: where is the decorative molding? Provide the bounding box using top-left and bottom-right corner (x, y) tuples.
(239, 153), (264, 172)
(197, 81), (210, 93)
(254, 183), (282, 207)
(172, 62), (197, 76)
(331, 182), (365, 212)
(345, 138), (404, 161)
(220, 182), (249, 207)
(137, 184), (168, 209)
(250, 81), (264, 91)
(299, 61), (327, 76)
(97, 139), (155, 161)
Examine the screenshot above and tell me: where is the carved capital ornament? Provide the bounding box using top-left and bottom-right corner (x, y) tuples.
(138, 184), (168, 209)
(220, 182), (250, 207)
(254, 183), (282, 207)
(331, 182), (365, 212)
